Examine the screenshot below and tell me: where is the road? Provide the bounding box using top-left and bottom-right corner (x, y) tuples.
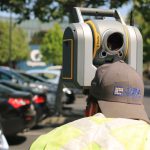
(8, 87), (150, 150)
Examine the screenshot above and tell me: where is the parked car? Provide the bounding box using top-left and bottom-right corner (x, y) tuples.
(27, 68), (61, 84)
(0, 67), (54, 115)
(0, 81), (49, 123)
(19, 72), (58, 113)
(0, 84), (36, 136)
(26, 69), (75, 104)
(0, 66), (50, 93)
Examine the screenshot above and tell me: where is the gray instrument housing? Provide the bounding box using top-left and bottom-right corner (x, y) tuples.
(63, 7), (143, 88)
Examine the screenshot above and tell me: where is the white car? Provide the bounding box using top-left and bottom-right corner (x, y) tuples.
(0, 124), (9, 150)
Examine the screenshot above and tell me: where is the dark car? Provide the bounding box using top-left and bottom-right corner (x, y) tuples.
(0, 81), (49, 123)
(23, 71), (75, 105)
(20, 71), (76, 116)
(0, 67), (52, 115)
(0, 84), (36, 136)
(0, 67), (52, 94)
(0, 67), (75, 114)
(19, 72), (59, 114)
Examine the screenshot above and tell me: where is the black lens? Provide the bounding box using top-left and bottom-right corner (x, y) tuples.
(107, 32), (123, 51)
(101, 51), (107, 57)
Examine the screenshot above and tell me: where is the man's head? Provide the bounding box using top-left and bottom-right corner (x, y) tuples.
(90, 60), (149, 122)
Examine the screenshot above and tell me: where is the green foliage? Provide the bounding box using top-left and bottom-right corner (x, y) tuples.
(133, 0), (150, 22)
(0, 0), (149, 64)
(0, 0), (32, 22)
(0, 0), (128, 22)
(30, 30), (47, 45)
(40, 23), (63, 65)
(132, 1), (150, 63)
(0, 21), (29, 64)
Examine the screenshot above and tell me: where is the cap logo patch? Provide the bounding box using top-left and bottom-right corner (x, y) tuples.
(114, 87), (124, 96)
(113, 86), (141, 98)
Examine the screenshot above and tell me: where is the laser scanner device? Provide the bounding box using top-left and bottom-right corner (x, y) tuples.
(63, 7), (143, 88)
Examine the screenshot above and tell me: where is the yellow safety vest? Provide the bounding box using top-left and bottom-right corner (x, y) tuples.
(30, 113), (150, 150)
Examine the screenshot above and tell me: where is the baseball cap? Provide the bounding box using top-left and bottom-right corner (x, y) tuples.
(90, 60), (149, 122)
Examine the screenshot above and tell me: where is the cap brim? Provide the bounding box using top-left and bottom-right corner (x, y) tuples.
(98, 100), (150, 123)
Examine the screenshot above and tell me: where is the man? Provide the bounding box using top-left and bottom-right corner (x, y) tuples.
(30, 60), (150, 150)
(87, 60), (149, 122)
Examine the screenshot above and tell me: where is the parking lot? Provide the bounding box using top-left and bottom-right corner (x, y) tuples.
(0, 66), (87, 150)
(9, 95), (87, 150)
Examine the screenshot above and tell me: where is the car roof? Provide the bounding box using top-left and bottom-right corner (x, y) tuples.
(26, 69), (61, 75)
(0, 67), (31, 82)
(46, 66), (62, 70)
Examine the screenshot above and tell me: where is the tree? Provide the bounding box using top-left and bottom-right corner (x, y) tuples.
(40, 23), (63, 65)
(1, 1), (149, 64)
(133, 0), (150, 22)
(133, 11), (150, 63)
(30, 30), (47, 45)
(0, 0), (128, 22)
(132, 1), (150, 61)
(0, 21), (29, 64)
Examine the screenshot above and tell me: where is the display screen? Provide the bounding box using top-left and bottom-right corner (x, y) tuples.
(63, 39), (73, 79)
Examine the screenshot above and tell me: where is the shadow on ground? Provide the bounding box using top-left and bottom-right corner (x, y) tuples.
(6, 135), (26, 145)
(36, 107), (85, 129)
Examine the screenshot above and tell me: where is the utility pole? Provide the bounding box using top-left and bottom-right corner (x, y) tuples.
(8, 9), (12, 68)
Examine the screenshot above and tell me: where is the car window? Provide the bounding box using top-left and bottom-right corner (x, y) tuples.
(21, 73), (46, 83)
(20, 74), (35, 82)
(2, 82), (21, 91)
(10, 70), (30, 83)
(0, 72), (12, 80)
(0, 84), (14, 93)
(41, 73), (57, 80)
(31, 73), (57, 80)
(27, 69), (61, 84)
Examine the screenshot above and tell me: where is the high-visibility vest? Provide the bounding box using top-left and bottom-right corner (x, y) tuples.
(30, 113), (150, 150)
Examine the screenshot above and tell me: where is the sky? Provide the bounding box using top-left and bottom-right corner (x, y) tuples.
(117, 2), (132, 18)
(0, 2), (132, 20)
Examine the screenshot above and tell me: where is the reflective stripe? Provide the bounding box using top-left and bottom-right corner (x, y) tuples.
(30, 113), (150, 150)
(30, 125), (82, 150)
(111, 123), (150, 150)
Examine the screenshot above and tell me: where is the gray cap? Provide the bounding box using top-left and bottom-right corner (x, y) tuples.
(90, 60), (149, 122)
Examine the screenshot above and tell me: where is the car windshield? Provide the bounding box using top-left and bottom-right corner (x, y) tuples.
(27, 69), (61, 84)
(10, 69), (31, 83)
(21, 73), (47, 83)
